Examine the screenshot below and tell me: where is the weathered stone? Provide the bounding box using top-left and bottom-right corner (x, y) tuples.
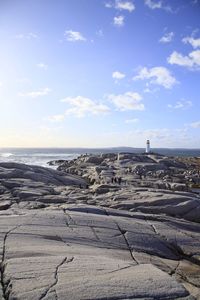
(0, 209), (197, 299)
(0, 156), (199, 299)
(0, 200), (11, 210)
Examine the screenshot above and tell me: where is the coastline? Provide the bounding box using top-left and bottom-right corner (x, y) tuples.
(0, 147), (200, 168)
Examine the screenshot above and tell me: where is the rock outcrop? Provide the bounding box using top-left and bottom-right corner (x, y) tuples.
(54, 152), (200, 192)
(0, 156), (199, 299)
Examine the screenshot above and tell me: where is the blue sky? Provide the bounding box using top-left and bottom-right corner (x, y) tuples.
(0, 0), (200, 148)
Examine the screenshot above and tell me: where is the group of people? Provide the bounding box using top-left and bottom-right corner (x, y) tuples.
(111, 176), (122, 185)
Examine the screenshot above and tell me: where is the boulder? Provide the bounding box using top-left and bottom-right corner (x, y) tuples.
(0, 200), (11, 210)
(84, 156), (104, 165)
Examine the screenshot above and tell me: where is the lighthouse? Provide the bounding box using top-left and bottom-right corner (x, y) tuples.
(146, 140), (150, 154)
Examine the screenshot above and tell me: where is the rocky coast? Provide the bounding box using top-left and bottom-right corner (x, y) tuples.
(0, 152), (200, 299)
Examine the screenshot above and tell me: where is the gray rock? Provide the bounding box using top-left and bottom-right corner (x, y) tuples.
(92, 184), (121, 194)
(0, 162), (86, 187)
(0, 158), (199, 299)
(0, 208), (197, 299)
(84, 156), (104, 165)
(0, 200), (11, 210)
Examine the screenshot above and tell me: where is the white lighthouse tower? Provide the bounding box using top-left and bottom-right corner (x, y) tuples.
(146, 140), (150, 154)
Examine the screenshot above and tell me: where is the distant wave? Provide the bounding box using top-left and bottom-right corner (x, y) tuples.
(0, 152), (13, 158)
(29, 153), (77, 157)
(1, 153), (76, 158)
(0, 150), (79, 168)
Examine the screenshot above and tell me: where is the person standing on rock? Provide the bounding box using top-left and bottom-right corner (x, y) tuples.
(118, 177), (122, 185)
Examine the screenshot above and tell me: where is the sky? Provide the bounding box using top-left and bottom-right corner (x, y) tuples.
(0, 0), (200, 148)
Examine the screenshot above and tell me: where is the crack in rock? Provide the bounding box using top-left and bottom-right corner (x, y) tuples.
(56, 234), (71, 247)
(113, 231), (127, 238)
(173, 245), (200, 268)
(63, 209), (76, 228)
(145, 219), (181, 258)
(106, 264), (134, 275)
(0, 225), (21, 300)
(146, 220), (200, 293)
(169, 261), (180, 276)
(90, 226), (101, 241)
(13, 276), (36, 280)
(39, 256), (74, 300)
(148, 221), (200, 268)
(178, 271), (200, 289)
(103, 208), (139, 265)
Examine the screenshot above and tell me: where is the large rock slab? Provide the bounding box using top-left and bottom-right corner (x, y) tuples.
(0, 163), (87, 208)
(0, 162), (86, 186)
(109, 187), (200, 223)
(0, 207), (198, 299)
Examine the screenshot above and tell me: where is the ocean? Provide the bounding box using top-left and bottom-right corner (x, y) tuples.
(0, 147), (200, 168)
(0, 148), (81, 168)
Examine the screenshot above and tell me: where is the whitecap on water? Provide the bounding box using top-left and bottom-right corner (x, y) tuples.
(0, 152), (13, 158)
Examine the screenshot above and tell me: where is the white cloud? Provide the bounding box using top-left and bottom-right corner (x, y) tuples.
(108, 92), (144, 111)
(190, 121), (200, 128)
(113, 15), (125, 27)
(47, 114), (65, 122)
(168, 50), (200, 69)
(105, 0), (135, 12)
(144, 0), (162, 9)
(159, 32), (174, 43)
(37, 63), (48, 70)
(182, 36), (200, 49)
(64, 30), (86, 42)
(144, 0), (172, 11)
(115, 1), (135, 12)
(168, 100), (192, 110)
(112, 71), (126, 80)
(125, 118), (139, 123)
(168, 51), (193, 67)
(133, 66), (177, 89)
(15, 32), (38, 39)
(19, 87), (51, 98)
(61, 96), (110, 118)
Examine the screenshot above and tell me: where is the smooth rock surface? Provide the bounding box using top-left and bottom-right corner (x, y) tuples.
(0, 157), (199, 299)
(0, 208), (197, 299)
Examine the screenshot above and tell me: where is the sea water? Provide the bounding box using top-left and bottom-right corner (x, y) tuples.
(0, 148), (80, 167)
(0, 147), (200, 168)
